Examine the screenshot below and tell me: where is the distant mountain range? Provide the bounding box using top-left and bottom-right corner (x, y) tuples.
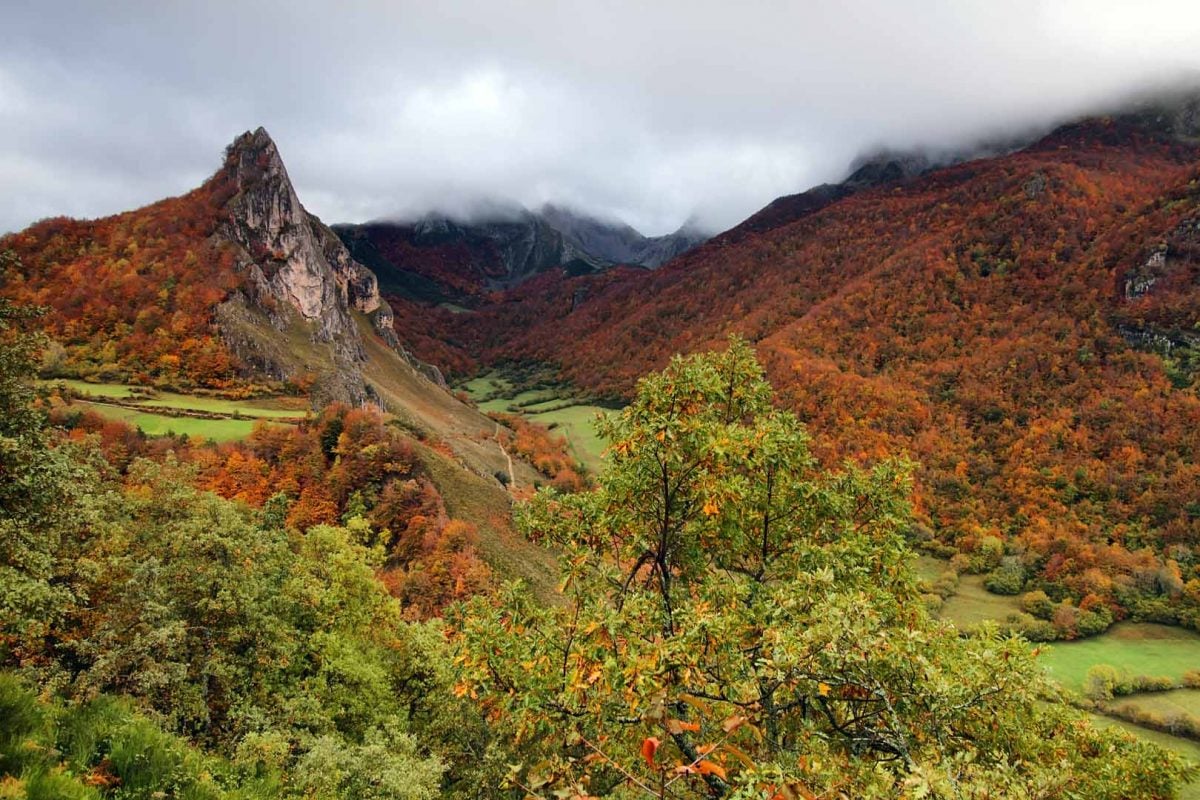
(333, 204), (708, 306)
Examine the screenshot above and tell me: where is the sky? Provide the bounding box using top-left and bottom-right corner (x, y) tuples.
(2, 1), (1200, 237)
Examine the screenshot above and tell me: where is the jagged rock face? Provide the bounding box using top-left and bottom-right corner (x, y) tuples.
(217, 128), (386, 345)
(407, 210), (605, 284)
(210, 128), (428, 404)
(539, 204), (708, 269)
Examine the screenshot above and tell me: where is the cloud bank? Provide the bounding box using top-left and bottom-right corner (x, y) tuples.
(3, 0), (1200, 236)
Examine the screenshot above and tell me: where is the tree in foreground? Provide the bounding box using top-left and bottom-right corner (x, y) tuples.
(453, 337), (1190, 798)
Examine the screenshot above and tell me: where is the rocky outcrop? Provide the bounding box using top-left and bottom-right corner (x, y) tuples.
(211, 128), (430, 403)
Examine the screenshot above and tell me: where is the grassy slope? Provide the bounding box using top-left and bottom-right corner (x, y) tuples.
(525, 404), (612, 473)
(459, 370), (615, 473)
(915, 555), (1200, 785)
(938, 575), (1023, 628)
(913, 555), (1023, 629)
(48, 380), (308, 419)
(76, 401), (269, 442)
(1110, 689), (1200, 718)
(356, 317), (557, 596)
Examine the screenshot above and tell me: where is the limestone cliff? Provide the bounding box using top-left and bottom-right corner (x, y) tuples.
(211, 128), (414, 402)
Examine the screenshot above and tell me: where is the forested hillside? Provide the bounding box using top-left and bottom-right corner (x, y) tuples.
(2, 291), (1190, 795)
(410, 113), (1200, 629)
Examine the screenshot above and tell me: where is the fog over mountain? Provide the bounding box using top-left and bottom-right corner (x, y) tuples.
(2, 0), (1200, 236)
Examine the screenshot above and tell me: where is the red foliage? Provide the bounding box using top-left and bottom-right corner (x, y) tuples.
(0, 170), (248, 388)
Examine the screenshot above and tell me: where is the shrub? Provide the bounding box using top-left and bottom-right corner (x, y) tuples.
(1021, 590), (1055, 620)
(1075, 607), (1113, 638)
(0, 673), (45, 773)
(985, 561), (1025, 595)
(1052, 603), (1081, 637)
(922, 593), (945, 615)
(1084, 664), (1121, 701)
(930, 570), (960, 599)
(1128, 675), (1178, 694)
(1004, 613), (1060, 642)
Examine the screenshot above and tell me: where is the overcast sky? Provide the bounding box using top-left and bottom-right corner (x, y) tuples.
(3, 1), (1200, 237)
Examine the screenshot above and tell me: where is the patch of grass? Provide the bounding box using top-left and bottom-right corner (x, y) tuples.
(45, 380), (308, 420)
(460, 374), (511, 399)
(913, 554), (949, 582)
(477, 390), (554, 414)
(526, 404), (614, 473)
(1039, 623), (1200, 694)
(45, 379), (138, 398)
(136, 392), (306, 419)
(938, 574), (1022, 628)
(459, 370), (616, 474)
(1111, 689), (1200, 719)
(77, 401), (279, 442)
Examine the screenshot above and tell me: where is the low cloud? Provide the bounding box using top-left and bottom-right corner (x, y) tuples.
(3, 1), (1200, 236)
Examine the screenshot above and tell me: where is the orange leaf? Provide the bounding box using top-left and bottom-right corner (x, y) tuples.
(721, 714), (747, 733)
(641, 737), (660, 768)
(666, 718), (701, 734)
(696, 760), (727, 780)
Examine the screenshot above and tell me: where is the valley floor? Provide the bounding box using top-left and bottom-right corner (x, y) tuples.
(917, 554), (1200, 796)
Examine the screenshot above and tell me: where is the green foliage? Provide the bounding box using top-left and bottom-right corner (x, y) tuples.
(291, 721), (442, 800)
(0, 268), (484, 798)
(984, 559), (1025, 595)
(0, 251), (82, 648)
(1021, 589), (1055, 619)
(1086, 664), (1122, 700)
(454, 338), (1192, 798)
(0, 672), (276, 800)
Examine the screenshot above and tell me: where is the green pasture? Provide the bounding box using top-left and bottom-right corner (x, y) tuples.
(77, 401), (272, 442)
(459, 370), (617, 473)
(1039, 623), (1200, 694)
(939, 574), (1023, 628)
(45, 379), (307, 420)
(1109, 689), (1200, 719)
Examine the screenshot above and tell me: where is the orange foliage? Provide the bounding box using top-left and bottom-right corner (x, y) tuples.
(402, 119), (1200, 609)
(0, 155), (248, 389)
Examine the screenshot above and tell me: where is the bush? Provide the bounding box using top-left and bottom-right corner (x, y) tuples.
(1085, 664), (1121, 701)
(922, 593), (945, 615)
(0, 673), (45, 773)
(929, 570), (959, 599)
(1052, 603), (1081, 637)
(1021, 590), (1055, 620)
(1002, 613), (1059, 642)
(1075, 607), (1113, 638)
(1128, 675), (1178, 694)
(969, 535), (1005, 573)
(985, 561), (1025, 595)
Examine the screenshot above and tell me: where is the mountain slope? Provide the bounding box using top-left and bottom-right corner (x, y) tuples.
(333, 203), (709, 309)
(0, 128), (557, 589)
(429, 112), (1200, 607)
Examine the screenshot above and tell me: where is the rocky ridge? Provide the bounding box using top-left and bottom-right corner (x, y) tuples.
(333, 202), (711, 306)
(210, 128), (432, 401)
